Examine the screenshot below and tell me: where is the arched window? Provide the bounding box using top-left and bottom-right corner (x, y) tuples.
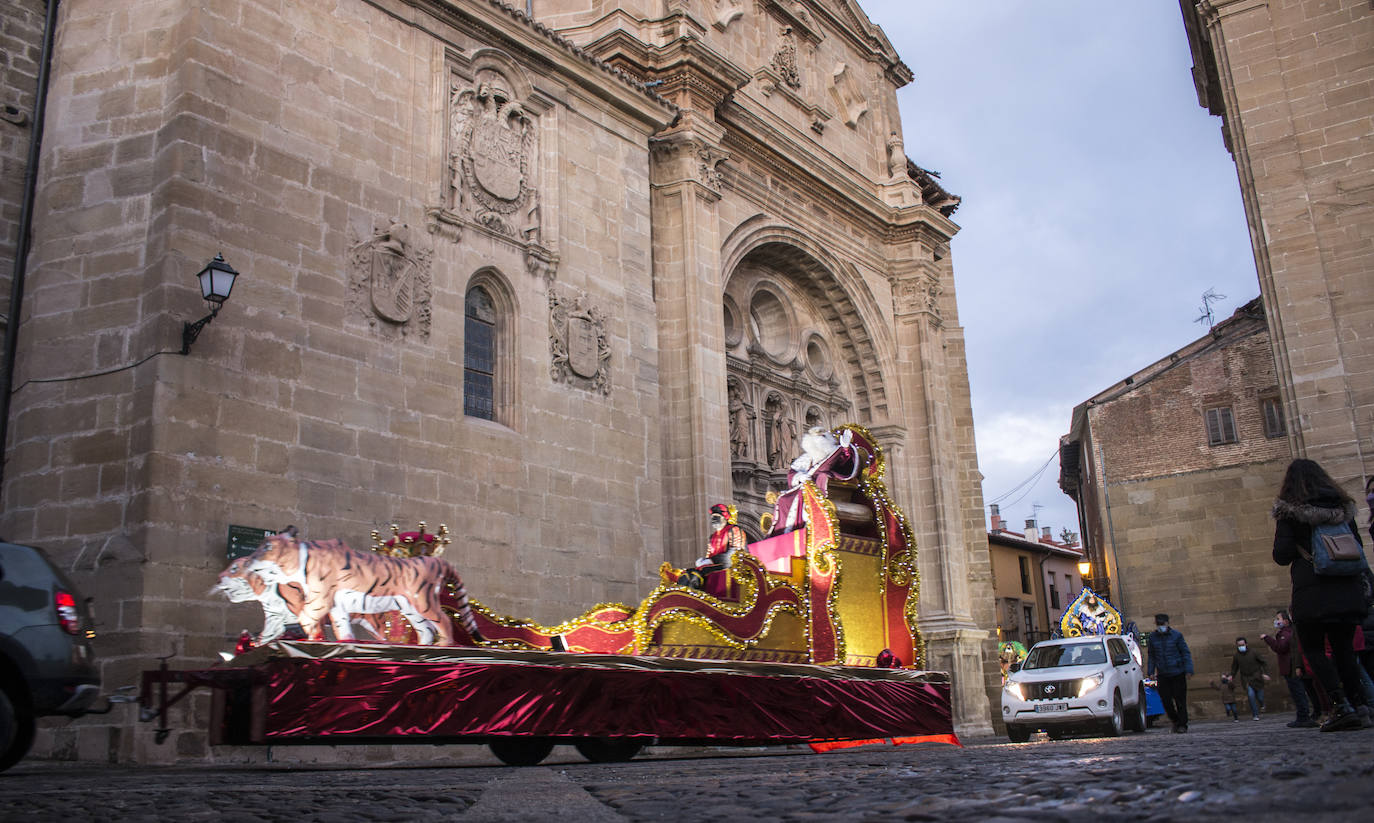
(464, 286), (497, 420)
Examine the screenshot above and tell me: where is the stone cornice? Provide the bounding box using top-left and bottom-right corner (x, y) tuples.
(719, 100), (959, 244)
(582, 25), (754, 111)
(381, 0), (676, 129)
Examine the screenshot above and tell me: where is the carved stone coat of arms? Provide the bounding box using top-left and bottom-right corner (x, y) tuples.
(348, 221), (433, 339)
(449, 79), (535, 237)
(549, 288), (611, 395)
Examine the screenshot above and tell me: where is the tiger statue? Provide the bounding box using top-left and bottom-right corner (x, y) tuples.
(230, 527), (481, 646)
(212, 555), (304, 643)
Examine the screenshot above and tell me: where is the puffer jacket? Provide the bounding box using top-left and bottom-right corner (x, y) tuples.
(1147, 627), (1193, 677)
(1272, 497), (1366, 623)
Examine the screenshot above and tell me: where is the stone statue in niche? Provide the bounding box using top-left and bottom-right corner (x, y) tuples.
(772, 27), (802, 90)
(448, 74), (535, 238)
(729, 381), (751, 459)
(549, 287), (611, 395)
(348, 219), (433, 339)
(766, 395), (798, 470)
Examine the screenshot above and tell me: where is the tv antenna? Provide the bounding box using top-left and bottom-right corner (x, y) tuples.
(1194, 288), (1226, 328)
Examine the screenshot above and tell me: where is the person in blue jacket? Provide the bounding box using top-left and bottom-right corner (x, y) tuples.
(1147, 613), (1194, 733)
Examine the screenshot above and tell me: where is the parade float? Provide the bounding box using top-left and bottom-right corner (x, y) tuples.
(1055, 586), (1163, 726)
(140, 425), (958, 765)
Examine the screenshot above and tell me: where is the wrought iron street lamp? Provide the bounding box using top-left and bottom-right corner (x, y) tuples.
(181, 254), (239, 355)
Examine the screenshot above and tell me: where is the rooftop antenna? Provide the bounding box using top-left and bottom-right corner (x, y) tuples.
(1031, 502), (1043, 523)
(1194, 288), (1226, 328)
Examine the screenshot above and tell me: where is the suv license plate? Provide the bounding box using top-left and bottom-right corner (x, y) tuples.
(1035, 703), (1069, 713)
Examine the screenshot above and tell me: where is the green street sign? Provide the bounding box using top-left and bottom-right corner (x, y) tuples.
(226, 525), (272, 560)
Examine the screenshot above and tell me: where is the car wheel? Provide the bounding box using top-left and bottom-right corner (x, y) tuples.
(1006, 724), (1031, 743)
(574, 738), (643, 763)
(0, 681), (36, 773)
(1104, 692), (1125, 737)
(488, 737), (555, 767)
(1126, 685), (1147, 733)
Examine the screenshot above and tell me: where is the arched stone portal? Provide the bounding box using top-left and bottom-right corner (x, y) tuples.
(722, 234), (890, 533)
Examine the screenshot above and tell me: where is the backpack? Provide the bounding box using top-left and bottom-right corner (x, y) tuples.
(1302, 522), (1369, 577)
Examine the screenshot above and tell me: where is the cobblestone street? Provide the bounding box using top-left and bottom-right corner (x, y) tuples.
(4, 717), (1371, 822)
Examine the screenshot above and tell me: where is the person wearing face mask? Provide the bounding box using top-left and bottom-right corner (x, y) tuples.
(1230, 636), (1271, 720)
(1146, 613), (1193, 733)
(1262, 610), (1317, 727)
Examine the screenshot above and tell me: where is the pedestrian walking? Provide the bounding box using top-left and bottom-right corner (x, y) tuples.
(1146, 613), (1193, 733)
(1209, 673), (1239, 720)
(1271, 458), (1368, 733)
(1229, 637), (1270, 720)
(1261, 609), (1316, 727)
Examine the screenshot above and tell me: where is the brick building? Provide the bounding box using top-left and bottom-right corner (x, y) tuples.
(1059, 299), (1295, 719)
(987, 506), (1086, 650)
(0, 0), (999, 762)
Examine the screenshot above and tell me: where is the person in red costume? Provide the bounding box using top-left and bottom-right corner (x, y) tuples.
(679, 504), (747, 590)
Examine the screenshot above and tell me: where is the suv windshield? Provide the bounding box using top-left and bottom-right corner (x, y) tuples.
(1023, 641), (1106, 669)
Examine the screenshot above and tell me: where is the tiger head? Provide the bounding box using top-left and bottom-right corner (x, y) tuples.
(212, 554), (274, 603)
(243, 527), (306, 587)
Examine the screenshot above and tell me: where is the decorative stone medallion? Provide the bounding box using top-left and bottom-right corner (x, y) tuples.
(549, 287), (611, 395)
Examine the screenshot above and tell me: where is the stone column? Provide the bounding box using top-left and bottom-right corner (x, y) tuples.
(888, 232), (995, 738)
(641, 40), (751, 565)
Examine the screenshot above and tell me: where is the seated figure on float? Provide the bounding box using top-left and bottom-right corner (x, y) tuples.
(667, 504), (748, 598)
(768, 427), (862, 536)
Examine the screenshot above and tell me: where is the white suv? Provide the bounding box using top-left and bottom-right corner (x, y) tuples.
(1001, 635), (1146, 742)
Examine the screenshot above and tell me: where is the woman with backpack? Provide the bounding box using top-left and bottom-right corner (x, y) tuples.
(1271, 458), (1368, 732)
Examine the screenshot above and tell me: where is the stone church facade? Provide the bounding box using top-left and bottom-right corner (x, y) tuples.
(0, 0), (997, 762)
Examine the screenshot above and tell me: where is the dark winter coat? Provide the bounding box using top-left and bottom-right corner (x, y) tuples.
(1229, 647), (1268, 688)
(1271, 498), (1366, 623)
(1147, 627), (1193, 677)
(1261, 624), (1298, 677)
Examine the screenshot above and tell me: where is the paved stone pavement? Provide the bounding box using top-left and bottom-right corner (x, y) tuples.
(3, 717), (1371, 821)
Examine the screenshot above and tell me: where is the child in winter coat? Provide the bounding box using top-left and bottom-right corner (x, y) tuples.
(1209, 673), (1239, 720)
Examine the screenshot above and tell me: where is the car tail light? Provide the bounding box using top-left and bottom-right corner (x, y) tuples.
(54, 590), (81, 635)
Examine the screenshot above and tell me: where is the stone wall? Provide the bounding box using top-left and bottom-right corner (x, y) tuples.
(1183, 0), (1373, 496)
(1104, 460), (1294, 720)
(0, 0), (46, 331)
(8, 0), (672, 763)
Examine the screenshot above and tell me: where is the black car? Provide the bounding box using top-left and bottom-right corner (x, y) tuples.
(0, 541), (101, 771)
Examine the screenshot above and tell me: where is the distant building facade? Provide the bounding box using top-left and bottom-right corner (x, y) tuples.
(1179, 0), (1373, 497)
(1060, 299), (1295, 718)
(0, 0), (999, 762)
(987, 506), (1086, 650)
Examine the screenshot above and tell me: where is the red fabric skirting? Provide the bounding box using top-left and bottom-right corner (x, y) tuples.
(261, 657), (953, 744)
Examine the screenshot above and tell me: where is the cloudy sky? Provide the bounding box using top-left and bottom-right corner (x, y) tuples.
(858, 1), (1264, 540)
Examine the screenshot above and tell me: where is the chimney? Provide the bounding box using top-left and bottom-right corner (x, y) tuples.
(990, 503), (1003, 532)
(1042, 527), (1052, 541)
(1025, 519), (1037, 542)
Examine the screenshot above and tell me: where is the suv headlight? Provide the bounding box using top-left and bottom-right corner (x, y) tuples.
(1004, 681), (1024, 701)
(1078, 673), (1105, 697)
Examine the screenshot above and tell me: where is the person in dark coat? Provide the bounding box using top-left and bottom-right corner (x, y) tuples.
(1271, 458), (1367, 732)
(1146, 613), (1193, 733)
(1229, 637), (1270, 720)
(1261, 609), (1316, 727)
(1362, 477), (1374, 680)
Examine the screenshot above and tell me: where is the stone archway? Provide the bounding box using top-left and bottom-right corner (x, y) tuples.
(721, 233), (890, 528)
